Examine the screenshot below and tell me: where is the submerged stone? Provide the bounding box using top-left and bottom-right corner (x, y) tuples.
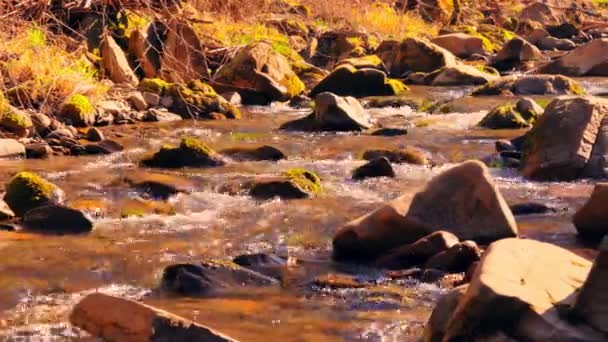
(352, 157), (395, 181)
(141, 137), (225, 169)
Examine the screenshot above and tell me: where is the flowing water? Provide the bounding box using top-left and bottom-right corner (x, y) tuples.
(0, 84), (602, 341)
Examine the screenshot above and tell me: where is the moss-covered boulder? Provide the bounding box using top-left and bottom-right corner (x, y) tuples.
(139, 78), (171, 95)
(336, 55), (386, 71)
(431, 33), (487, 59)
(310, 65), (408, 98)
(363, 148), (429, 165)
(0, 108), (33, 137)
(250, 168), (322, 199)
(168, 80), (241, 120)
(478, 104), (531, 129)
(311, 30), (374, 70)
(471, 75), (585, 96)
(4, 172), (65, 216)
(59, 94), (96, 127)
(424, 64), (498, 86)
(491, 37), (544, 71)
(159, 20), (209, 83)
(141, 137), (225, 168)
(290, 60), (329, 90)
(449, 24), (516, 54)
(213, 41), (305, 104)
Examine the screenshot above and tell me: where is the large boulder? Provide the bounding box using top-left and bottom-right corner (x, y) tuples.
(585, 116), (608, 178)
(375, 231), (459, 269)
(472, 75), (585, 96)
(572, 237), (608, 335)
(0, 139), (25, 159)
(160, 20), (209, 82)
(521, 97), (608, 180)
(100, 35), (138, 86)
(519, 2), (563, 25)
(281, 93), (372, 132)
(425, 64), (498, 86)
(166, 80), (241, 120)
(573, 183), (608, 242)
(22, 205), (93, 234)
(59, 94), (96, 127)
(214, 41), (305, 103)
(491, 37), (544, 70)
(310, 66), (407, 98)
(428, 238), (606, 341)
(539, 39), (608, 76)
(387, 38), (457, 77)
(478, 98), (542, 129)
(128, 21), (165, 79)
(4, 172), (65, 216)
(526, 28), (577, 51)
(333, 160), (517, 261)
(431, 33), (487, 58)
(70, 293), (237, 341)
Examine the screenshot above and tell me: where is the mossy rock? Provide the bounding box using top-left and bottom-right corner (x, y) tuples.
(311, 65), (408, 98)
(60, 94), (96, 127)
(0, 91), (9, 114)
(478, 104), (530, 129)
(4, 172), (65, 216)
(453, 24), (516, 53)
(0, 108), (33, 137)
(141, 137), (225, 168)
(362, 148), (428, 165)
(337, 55), (386, 71)
(291, 60), (329, 89)
(471, 75), (585, 96)
(250, 168), (322, 199)
(168, 81), (241, 120)
(139, 78), (171, 95)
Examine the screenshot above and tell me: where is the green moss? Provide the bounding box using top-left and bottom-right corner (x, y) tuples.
(570, 82), (586, 96)
(339, 55), (384, 69)
(230, 132), (271, 141)
(200, 259), (241, 270)
(385, 79), (409, 95)
(180, 137), (215, 156)
(283, 168), (322, 195)
(62, 94), (94, 116)
(0, 92), (10, 115)
(280, 74), (306, 97)
(4, 172), (61, 216)
(0, 109), (33, 134)
(474, 65), (500, 76)
(455, 24), (516, 53)
(168, 82), (241, 120)
(139, 78), (171, 95)
(478, 103), (530, 129)
(534, 98), (551, 109)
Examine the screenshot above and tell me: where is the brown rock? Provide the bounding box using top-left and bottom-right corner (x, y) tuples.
(491, 38), (544, 69)
(311, 30), (373, 70)
(573, 183), (608, 242)
(128, 21), (165, 79)
(160, 20), (209, 83)
(333, 160), (517, 261)
(70, 293), (237, 342)
(428, 64), (498, 86)
(539, 39), (608, 76)
(375, 231), (459, 269)
(390, 38), (457, 76)
(521, 97), (608, 180)
(423, 285), (468, 342)
(100, 35), (138, 85)
(424, 240), (481, 272)
(437, 238), (604, 341)
(431, 33), (487, 58)
(573, 237), (608, 334)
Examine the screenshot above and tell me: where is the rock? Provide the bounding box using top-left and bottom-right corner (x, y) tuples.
(423, 285), (468, 342)
(220, 145), (286, 161)
(128, 22), (164, 79)
(142, 92), (160, 107)
(432, 238), (605, 342)
(233, 253), (287, 268)
(527, 29), (577, 51)
(160, 260), (279, 296)
(85, 127), (104, 142)
(291, 60), (328, 90)
(220, 91), (242, 105)
(424, 240), (481, 272)
(0, 139), (25, 159)
(25, 143), (52, 159)
(426, 64), (498, 86)
(311, 30), (373, 70)
(371, 128), (408, 136)
(46, 128), (74, 140)
(521, 97), (608, 180)
(352, 157), (395, 181)
(417, 0), (457, 23)
(362, 148), (428, 165)
(127, 92), (147, 111)
(288, 94), (312, 109)
(59, 94), (96, 127)
(141, 137), (225, 168)
(250, 168), (322, 200)
(70, 293), (237, 342)
(573, 183), (608, 242)
(168, 80), (241, 120)
(144, 108), (182, 122)
(491, 37), (544, 70)
(472, 75), (585, 96)
(4, 172), (64, 217)
(84, 140), (124, 155)
(520, 2), (562, 25)
(121, 171), (195, 199)
(510, 202), (554, 216)
(375, 231), (459, 269)
(516, 97), (544, 119)
(389, 38), (457, 77)
(333, 160), (517, 261)
(495, 139), (516, 152)
(0, 109), (33, 137)
(477, 102), (537, 129)
(214, 41), (304, 103)
(336, 55), (386, 71)
(572, 237), (608, 334)
(539, 39), (608, 76)
(99, 35), (138, 86)
(160, 20), (209, 82)
(431, 33), (487, 58)
(22, 205), (92, 234)
(30, 113), (52, 135)
(0, 200), (15, 220)
(310, 66), (407, 98)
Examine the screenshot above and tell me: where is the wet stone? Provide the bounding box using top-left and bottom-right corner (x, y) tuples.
(220, 145), (286, 161)
(22, 205), (93, 234)
(84, 140), (125, 155)
(352, 157), (395, 181)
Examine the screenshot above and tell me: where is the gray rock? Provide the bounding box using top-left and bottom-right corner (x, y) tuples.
(128, 91), (147, 111)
